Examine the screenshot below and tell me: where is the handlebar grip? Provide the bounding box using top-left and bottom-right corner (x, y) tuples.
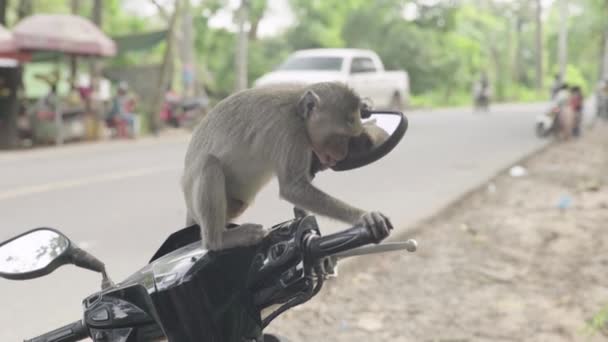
(25, 320), (88, 342)
(307, 225), (377, 260)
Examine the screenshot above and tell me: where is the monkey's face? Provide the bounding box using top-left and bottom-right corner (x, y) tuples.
(307, 109), (363, 168)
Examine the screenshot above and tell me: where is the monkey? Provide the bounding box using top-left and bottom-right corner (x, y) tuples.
(181, 82), (393, 251)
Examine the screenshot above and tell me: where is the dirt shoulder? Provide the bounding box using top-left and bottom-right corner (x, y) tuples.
(268, 124), (608, 341)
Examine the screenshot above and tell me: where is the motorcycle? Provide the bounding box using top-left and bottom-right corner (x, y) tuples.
(535, 105), (560, 138)
(0, 110), (416, 342)
(474, 93), (490, 112)
(161, 96), (210, 129)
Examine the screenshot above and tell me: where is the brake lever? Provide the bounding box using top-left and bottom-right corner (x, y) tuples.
(331, 240), (417, 259)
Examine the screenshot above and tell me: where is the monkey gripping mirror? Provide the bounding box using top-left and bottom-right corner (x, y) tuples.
(331, 110), (408, 172)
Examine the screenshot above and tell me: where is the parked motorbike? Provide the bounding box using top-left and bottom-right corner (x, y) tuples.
(0, 110), (415, 342)
(162, 96), (209, 129)
(535, 105), (560, 138)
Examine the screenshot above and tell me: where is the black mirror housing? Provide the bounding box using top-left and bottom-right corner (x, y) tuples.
(0, 227), (107, 281)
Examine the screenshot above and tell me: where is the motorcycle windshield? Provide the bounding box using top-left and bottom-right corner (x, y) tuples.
(116, 229), (262, 342)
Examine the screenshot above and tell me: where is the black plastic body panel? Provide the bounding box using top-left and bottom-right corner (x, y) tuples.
(82, 218), (307, 342)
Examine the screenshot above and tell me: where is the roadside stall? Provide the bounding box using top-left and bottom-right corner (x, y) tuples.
(0, 24), (31, 149)
(13, 14), (116, 145)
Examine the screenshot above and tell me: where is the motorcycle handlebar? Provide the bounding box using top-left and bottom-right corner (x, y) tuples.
(24, 320), (88, 342)
(306, 225), (380, 260)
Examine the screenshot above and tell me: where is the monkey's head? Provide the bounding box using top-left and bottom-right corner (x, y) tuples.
(298, 82), (364, 169)
(309, 119), (391, 177)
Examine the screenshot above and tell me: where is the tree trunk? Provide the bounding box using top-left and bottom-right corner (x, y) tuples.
(513, 16), (522, 84)
(603, 4), (608, 80)
(557, 0), (568, 80)
(0, 0), (7, 25)
(249, 18), (260, 41)
(151, 0), (181, 134)
(0, 0), (18, 149)
(179, 0), (196, 97)
(534, 0), (543, 91)
(70, 0), (81, 84)
(87, 0), (103, 141)
(235, 0), (249, 92)
(17, 0), (33, 20)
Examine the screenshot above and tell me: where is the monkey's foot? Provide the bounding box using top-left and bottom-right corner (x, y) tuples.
(221, 223), (266, 249)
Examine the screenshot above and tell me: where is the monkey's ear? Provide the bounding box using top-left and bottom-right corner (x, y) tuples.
(297, 90), (320, 119)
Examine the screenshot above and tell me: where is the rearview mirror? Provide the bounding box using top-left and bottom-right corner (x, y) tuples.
(309, 111), (408, 176)
(332, 111), (408, 171)
(0, 228), (71, 280)
(0, 227), (109, 283)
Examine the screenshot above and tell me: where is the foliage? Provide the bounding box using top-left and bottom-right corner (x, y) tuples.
(6, 0), (608, 107)
(584, 304), (608, 337)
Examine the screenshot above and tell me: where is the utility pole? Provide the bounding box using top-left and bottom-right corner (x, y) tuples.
(557, 0), (568, 80)
(234, 0), (249, 92)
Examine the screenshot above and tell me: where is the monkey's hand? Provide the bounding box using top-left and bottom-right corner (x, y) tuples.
(358, 212), (393, 244)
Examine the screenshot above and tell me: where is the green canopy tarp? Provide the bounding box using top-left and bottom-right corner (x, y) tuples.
(29, 29), (168, 62)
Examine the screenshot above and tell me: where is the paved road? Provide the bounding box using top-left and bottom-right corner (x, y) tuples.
(0, 103), (551, 340)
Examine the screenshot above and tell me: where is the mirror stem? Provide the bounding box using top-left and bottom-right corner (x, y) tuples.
(70, 247), (105, 273)
(69, 246), (114, 290)
(101, 270), (115, 290)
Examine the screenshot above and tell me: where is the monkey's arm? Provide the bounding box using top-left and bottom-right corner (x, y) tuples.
(279, 175), (365, 224)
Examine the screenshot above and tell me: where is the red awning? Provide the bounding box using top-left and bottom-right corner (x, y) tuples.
(0, 24), (17, 54)
(13, 14), (116, 57)
(0, 24), (31, 63)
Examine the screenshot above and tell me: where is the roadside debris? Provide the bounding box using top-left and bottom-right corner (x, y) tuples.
(509, 165), (527, 177)
(557, 195), (573, 210)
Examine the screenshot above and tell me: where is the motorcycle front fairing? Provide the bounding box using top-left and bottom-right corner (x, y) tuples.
(83, 227), (264, 342)
(84, 217), (312, 342)
(149, 242), (263, 342)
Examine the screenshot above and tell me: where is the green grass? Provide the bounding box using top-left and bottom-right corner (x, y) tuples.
(583, 305), (608, 337)
(409, 86), (551, 109)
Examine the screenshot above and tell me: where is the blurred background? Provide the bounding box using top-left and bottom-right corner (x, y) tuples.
(0, 0), (608, 341)
(0, 0), (606, 148)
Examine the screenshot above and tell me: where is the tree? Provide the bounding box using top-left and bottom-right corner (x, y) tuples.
(602, 0), (608, 80)
(234, 0), (249, 91)
(0, 0), (7, 25)
(0, 0), (19, 149)
(248, 0), (267, 40)
(151, 0), (181, 134)
(535, 0), (543, 91)
(557, 0), (569, 79)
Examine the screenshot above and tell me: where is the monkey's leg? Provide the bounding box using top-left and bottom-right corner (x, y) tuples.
(191, 154), (227, 250)
(221, 199), (266, 249)
(190, 155), (265, 250)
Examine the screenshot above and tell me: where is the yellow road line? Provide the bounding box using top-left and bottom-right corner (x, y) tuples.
(0, 166), (181, 201)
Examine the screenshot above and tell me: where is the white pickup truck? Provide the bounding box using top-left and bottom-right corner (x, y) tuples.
(253, 48), (410, 110)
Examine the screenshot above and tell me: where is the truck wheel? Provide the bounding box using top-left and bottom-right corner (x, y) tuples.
(389, 92), (404, 111)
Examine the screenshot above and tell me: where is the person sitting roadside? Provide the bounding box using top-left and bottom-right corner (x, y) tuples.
(569, 86), (584, 137)
(106, 81), (137, 139)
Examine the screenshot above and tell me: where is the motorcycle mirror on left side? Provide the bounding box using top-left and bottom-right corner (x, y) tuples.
(0, 228), (109, 284)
